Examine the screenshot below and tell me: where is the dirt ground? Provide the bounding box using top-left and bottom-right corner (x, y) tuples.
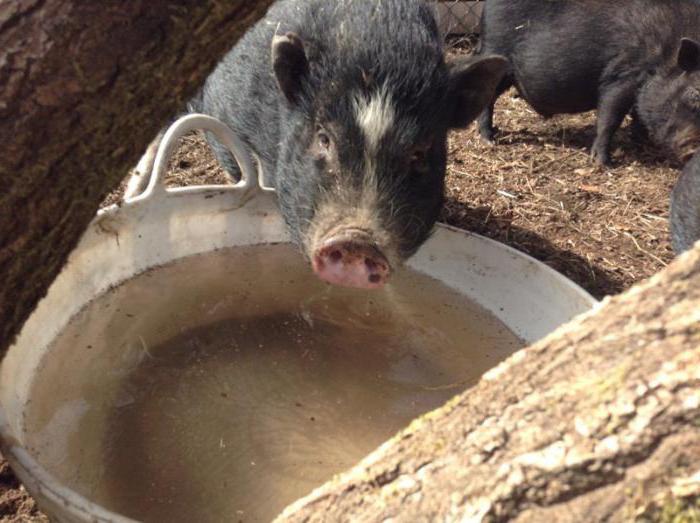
(0, 89), (681, 521)
(444, 93), (678, 298)
(107, 90), (679, 299)
(0, 460), (47, 522)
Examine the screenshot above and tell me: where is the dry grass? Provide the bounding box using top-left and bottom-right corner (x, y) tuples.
(443, 91), (678, 298)
(103, 91), (679, 299)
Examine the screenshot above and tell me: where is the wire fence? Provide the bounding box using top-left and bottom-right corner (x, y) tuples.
(432, 0), (483, 51)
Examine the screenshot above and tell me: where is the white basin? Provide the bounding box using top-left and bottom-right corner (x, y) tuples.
(0, 115), (596, 522)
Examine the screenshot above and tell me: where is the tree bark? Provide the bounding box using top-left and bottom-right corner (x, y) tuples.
(277, 244), (700, 523)
(0, 0), (273, 354)
(1, 2), (699, 522)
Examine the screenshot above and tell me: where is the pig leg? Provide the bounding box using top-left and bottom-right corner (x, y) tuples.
(591, 82), (636, 166)
(477, 75), (514, 144)
(630, 109), (649, 144)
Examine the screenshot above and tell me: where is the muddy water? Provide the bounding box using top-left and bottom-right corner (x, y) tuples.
(24, 243), (522, 522)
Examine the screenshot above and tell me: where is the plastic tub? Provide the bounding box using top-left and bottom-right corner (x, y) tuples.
(0, 115), (596, 522)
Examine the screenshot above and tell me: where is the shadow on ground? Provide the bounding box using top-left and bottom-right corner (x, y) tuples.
(441, 196), (626, 300)
(499, 118), (681, 170)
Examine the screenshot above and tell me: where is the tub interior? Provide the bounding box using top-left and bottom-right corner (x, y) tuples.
(0, 186), (595, 522)
(22, 243), (522, 522)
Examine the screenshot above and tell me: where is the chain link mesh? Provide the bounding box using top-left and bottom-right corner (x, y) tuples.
(431, 0), (483, 51)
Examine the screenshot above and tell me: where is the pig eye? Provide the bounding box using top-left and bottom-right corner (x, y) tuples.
(411, 150), (426, 163)
(409, 147), (430, 169)
(317, 131), (332, 150)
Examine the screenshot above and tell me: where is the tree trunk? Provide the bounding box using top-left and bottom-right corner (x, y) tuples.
(277, 245), (700, 523)
(0, 0), (273, 354)
(1, 1), (699, 522)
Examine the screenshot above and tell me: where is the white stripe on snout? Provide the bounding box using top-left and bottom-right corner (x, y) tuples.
(353, 86), (395, 152)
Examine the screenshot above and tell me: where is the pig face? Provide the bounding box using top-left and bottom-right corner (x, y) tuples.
(674, 38), (700, 159)
(271, 33), (506, 289)
(641, 38), (700, 161)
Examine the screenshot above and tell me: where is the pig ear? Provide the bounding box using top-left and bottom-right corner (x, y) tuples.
(272, 32), (309, 104)
(446, 55), (508, 129)
(678, 38), (700, 72)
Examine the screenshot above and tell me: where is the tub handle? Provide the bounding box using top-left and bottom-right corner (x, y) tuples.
(124, 114), (274, 203)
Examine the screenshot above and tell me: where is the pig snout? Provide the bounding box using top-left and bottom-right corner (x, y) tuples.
(312, 231), (391, 289)
(672, 126), (700, 162)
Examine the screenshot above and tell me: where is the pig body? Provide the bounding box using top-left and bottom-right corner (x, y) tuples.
(671, 151), (700, 253)
(188, 0), (506, 288)
(477, 0), (700, 165)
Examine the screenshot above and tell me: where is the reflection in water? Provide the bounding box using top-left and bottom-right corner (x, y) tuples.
(25, 244), (522, 522)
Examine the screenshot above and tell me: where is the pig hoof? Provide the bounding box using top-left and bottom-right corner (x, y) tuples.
(479, 127), (499, 145)
(590, 146), (612, 167)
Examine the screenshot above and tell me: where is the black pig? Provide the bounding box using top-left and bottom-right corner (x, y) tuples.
(187, 0), (506, 289)
(476, 0), (700, 166)
(671, 151), (700, 253)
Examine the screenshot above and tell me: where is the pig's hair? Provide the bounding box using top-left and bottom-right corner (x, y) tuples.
(671, 151), (700, 254)
(196, 0), (454, 261)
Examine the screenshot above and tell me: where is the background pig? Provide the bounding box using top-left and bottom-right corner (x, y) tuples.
(671, 151), (700, 253)
(188, 0), (506, 289)
(476, 0), (700, 166)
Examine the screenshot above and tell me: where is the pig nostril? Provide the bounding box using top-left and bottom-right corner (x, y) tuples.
(369, 274), (382, 284)
(329, 250), (343, 263)
(365, 258), (377, 271)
